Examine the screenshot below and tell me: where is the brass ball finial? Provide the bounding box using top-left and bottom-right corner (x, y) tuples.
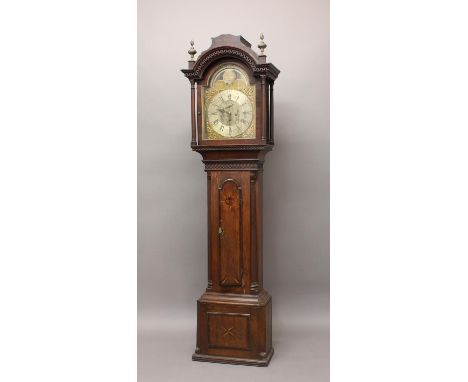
(188, 40), (197, 61)
(258, 33), (267, 56)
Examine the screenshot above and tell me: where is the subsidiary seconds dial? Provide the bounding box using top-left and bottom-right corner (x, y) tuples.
(207, 90), (254, 138)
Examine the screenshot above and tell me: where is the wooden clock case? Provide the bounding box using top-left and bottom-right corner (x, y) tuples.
(181, 34), (280, 366)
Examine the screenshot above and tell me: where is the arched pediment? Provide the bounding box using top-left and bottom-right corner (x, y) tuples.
(182, 34), (280, 81)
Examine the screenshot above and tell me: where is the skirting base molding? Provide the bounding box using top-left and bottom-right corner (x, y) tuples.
(192, 347), (274, 367)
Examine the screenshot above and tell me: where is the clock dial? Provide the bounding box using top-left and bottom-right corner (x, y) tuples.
(203, 65), (256, 140)
(207, 90), (254, 138)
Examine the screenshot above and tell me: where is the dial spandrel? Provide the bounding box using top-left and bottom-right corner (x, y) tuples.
(202, 65), (256, 140)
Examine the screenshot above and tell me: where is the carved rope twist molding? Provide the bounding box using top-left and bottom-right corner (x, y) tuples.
(194, 48), (257, 75)
(204, 161), (264, 170)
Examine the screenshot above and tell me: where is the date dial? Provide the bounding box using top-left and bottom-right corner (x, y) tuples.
(207, 90), (254, 138)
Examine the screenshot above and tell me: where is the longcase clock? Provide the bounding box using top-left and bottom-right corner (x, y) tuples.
(181, 34), (280, 366)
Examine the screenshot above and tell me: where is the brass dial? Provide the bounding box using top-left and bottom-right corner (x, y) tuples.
(207, 90), (254, 138)
(203, 65), (256, 140)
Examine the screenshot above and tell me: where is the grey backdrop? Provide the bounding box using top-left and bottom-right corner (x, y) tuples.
(138, 0), (329, 380)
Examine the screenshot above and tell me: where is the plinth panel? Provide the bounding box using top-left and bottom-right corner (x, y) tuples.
(207, 312), (250, 351)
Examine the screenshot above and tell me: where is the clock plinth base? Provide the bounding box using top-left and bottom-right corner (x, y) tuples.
(193, 290), (273, 367)
(192, 347), (274, 367)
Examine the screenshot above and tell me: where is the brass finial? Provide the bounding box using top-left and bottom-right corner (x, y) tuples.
(258, 33), (267, 56)
(188, 40), (197, 61)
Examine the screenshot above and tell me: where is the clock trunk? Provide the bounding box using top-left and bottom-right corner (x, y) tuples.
(193, 159), (272, 366)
